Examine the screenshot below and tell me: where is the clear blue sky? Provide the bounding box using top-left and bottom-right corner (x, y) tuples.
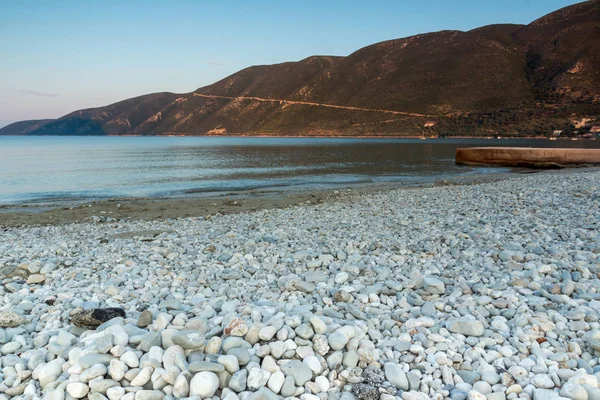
(0, 0), (583, 127)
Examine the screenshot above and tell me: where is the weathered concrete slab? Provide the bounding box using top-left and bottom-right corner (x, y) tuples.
(456, 147), (600, 168)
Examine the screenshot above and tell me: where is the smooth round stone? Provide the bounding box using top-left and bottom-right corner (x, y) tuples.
(256, 344), (272, 358)
(173, 373), (190, 398)
(40, 262), (57, 274)
(407, 372), (421, 391)
(206, 336), (222, 354)
(384, 363), (409, 390)
(281, 360), (313, 386)
(457, 371), (480, 385)
(171, 330), (206, 350)
(190, 371), (219, 397)
(335, 272), (349, 284)
(301, 394), (320, 400)
(582, 384), (600, 400)
(472, 381), (492, 395)
(268, 371), (285, 394)
(218, 355), (240, 374)
(261, 355), (279, 373)
(189, 361), (225, 373)
(222, 337), (252, 352)
(227, 348), (251, 365)
(450, 389), (469, 400)
(446, 318), (485, 337)
(66, 382), (89, 399)
(280, 375), (296, 397)
(585, 331), (600, 352)
(421, 302), (436, 316)
(38, 358), (65, 388)
(229, 369), (248, 392)
(2, 354), (21, 368)
(252, 387), (280, 400)
(162, 346), (186, 369)
(147, 346), (163, 363)
(423, 276), (445, 294)
(315, 376), (330, 393)
(130, 366), (153, 386)
(304, 356), (322, 374)
(531, 374), (554, 389)
(534, 389), (560, 400)
(134, 390), (165, 400)
(294, 281), (315, 293)
(561, 382), (588, 400)
(106, 387), (126, 400)
(328, 332), (349, 350)
(296, 324), (314, 340)
(342, 350), (358, 368)
(467, 390), (487, 400)
(106, 325), (129, 346)
(269, 341), (286, 359)
(137, 310), (153, 327)
(482, 371), (501, 385)
(121, 351), (139, 368)
(138, 332), (161, 352)
(248, 368), (271, 390)
(246, 325), (261, 344)
(1, 342), (21, 354)
(3, 385), (25, 398)
(81, 364), (108, 382)
(89, 379), (119, 394)
(259, 326), (277, 341)
(567, 373), (597, 387)
(309, 317), (327, 334)
(296, 345), (314, 359)
(162, 366), (180, 385)
(26, 273), (46, 284)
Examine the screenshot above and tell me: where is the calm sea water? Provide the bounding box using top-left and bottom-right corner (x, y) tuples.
(1, 136), (599, 204)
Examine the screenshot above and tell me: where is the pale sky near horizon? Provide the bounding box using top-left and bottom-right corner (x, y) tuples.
(0, 0), (584, 127)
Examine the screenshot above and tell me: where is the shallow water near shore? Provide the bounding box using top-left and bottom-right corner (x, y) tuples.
(1, 136), (599, 204)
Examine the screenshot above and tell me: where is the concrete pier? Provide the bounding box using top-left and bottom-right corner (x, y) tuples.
(456, 147), (600, 168)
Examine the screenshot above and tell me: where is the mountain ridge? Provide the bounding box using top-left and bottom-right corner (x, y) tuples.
(0, 119), (56, 135)
(2, 0), (599, 137)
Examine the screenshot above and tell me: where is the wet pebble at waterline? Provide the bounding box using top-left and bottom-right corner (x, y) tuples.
(0, 170), (599, 400)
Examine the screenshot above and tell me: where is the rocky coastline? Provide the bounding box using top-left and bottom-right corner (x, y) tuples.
(1, 170), (599, 400)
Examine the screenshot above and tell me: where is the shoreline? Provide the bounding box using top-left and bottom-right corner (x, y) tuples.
(1, 134), (597, 139)
(2, 167), (599, 227)
(3, 167), (597, 227)
(0, 169), (528, 227)
(1, 168), (599, 399)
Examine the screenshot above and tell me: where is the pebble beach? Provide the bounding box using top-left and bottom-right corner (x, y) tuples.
(1, 169), (599, 400)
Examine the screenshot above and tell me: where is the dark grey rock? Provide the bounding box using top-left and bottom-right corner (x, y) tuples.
(137, 310), (152, 328)
(352, 383), (379, 400)
(71, 308), (126, 329)
(362, 366), (385, 387)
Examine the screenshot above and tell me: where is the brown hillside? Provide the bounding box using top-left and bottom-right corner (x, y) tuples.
(2, 0), (599, 137)
(514, 0), (600, 101)
(0, 119), (55, 135)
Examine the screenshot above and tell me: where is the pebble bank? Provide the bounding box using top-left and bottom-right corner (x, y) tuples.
(1, 170), (599, 400)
